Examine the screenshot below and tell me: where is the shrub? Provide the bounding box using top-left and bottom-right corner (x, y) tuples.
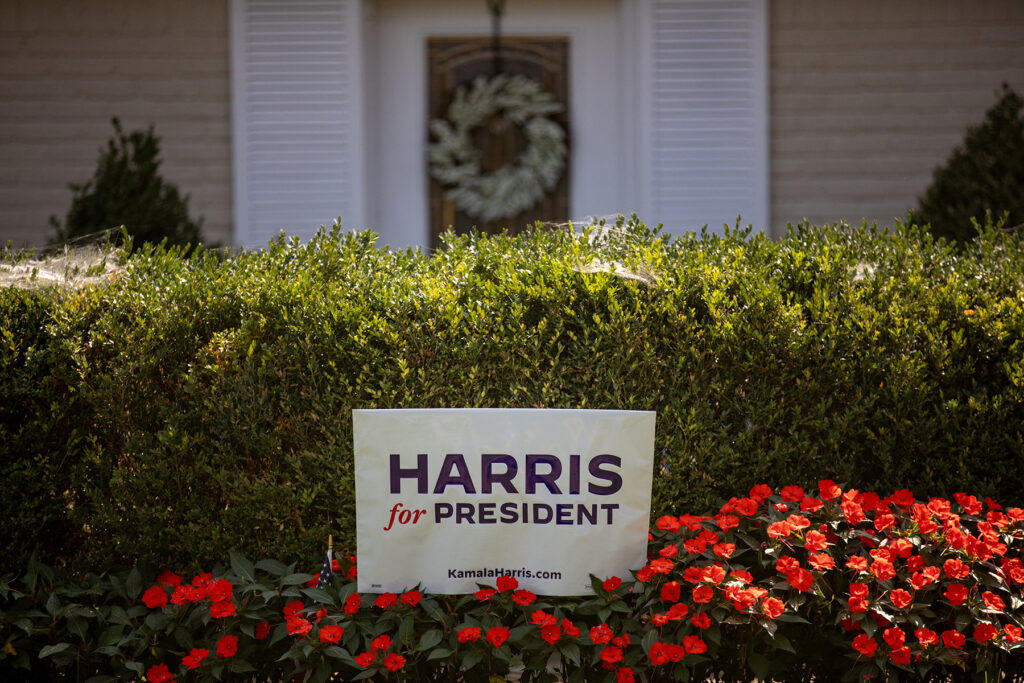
(1, 218), (1024, 575)
(915, 84), (1024, 242)
(50, 118), (204, 249)
(4, 484), (1024, 682)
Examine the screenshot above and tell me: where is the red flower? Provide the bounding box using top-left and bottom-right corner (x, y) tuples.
(542, 626), (561, 644)
(649, 642), (672, 665)
(848, 596), (869, 614)
(649, 557), (673, 574)
(208, 578), (232, 603)
(869, 559), (895, 582)
(943, 558), (970, 579)
(512, 589), (537, 606)
(616, 667), (635, 683)
(818, 480), (842, 501)
(781, 485), (805, 502)
(142, 585), (168, 609)
(319, 624), (344, 644)
(475, 588), (497, 601)
(761, 597), (784, 619)
(458, 626), (481, 643)
(656, 515), (681, 532)
(146, 663), (174, 683)
(846, 556), (869, 572)
(531, 609), (557, 627)
(210, 600), (235, 618)
(750, 483), (773, 501)
(496, 575), (518, 592)
(982, 590), (1005, 612)
(157, 570), (182, 587)
(486, 626), (510, 648)
(401, 589), (421, 606)
(882, 628), (905, 649)
(690, 612), (710, 629)
(286, 616), (312, 636)
(852, 634), (877, 657)
(254, 621), (270, 640)
(182, 647), (208, 670)
(283, 600), (304, 618)
(889, 589), (912, 609)
(344, 593), (362, 615)
(716, 514), (740, 531)
(732, 497), (759, 516)
(703, 565), (726, 585)
(808, 553), (835, 571)
(371, 634), (392, 651)
(800, 497), (824, 513)
(383, 653), (406, 672)
(603, 576), (622, 592)
(916, 628), (939, 646)
(712, 542), (735, 558)
(974, 622), (998, 643)
(562, 619), (581, 638)
(1004, 624), (1023, 642)
(942, 629), (966, 650)
(216, 635), (237, 658)
(590, 624), (613, 645)
(660, 581), (681, 603)
(889, 646), (911, 666)
(355, 652), (377, 668)
(944, 583), (969, 606)
(683, 635), (707, 654)
(692, 585), (714, 603)
(374, 592), (397, 609)
(803, 530), (828, 552)
(787, 568), (813, 592)
(730, 570), (753, 584)
(601, 646), (623, 664)
(776, 556), (800, 575)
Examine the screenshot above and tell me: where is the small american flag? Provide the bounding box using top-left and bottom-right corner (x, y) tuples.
(316, 535), (334, 588)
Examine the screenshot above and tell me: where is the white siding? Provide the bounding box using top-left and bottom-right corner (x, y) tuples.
(634, 0), (768, 235)
(231, 0), (367, 248)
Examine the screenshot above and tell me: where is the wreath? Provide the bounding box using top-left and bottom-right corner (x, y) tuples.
(428, 74), (567, 222)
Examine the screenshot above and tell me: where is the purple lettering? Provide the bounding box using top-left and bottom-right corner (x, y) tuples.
(525, 454), (562, 494)
(433, 453), (476, 494)
(587, 455), (622, 495)
(481, 454), (518, 494)
(390, 453), (428, 494)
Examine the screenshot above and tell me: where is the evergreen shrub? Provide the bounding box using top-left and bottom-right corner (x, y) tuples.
(49, 118), (204, 249)
(915, 84), (1024, 242)
(1, 218), (1023, 575)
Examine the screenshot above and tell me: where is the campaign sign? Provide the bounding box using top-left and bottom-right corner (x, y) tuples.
(353, 409), (655, 595)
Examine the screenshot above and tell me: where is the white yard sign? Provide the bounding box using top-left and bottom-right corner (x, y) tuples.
(353, 409), (655, 595)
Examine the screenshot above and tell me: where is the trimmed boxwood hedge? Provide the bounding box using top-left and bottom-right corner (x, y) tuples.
(2, 218), (1023, 575)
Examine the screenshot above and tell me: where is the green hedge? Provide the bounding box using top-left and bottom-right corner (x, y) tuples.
(2, 218), (1023, 574)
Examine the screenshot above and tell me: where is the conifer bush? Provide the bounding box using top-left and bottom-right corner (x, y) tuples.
(915, 84), (1024, 241)
(49, 118), (204, 249)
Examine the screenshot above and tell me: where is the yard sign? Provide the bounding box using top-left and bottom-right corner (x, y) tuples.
(353, 409), (655, 595)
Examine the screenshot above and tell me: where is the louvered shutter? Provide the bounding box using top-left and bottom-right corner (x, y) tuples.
(231, 0), (366, 248)
(636, 0), (768, 234)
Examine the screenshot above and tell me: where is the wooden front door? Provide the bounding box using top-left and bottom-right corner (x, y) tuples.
(427, 37), (569, 247)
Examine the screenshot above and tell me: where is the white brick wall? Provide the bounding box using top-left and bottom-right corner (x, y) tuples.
(770, 0), (1024, 235)
(0, 0), (232, 249)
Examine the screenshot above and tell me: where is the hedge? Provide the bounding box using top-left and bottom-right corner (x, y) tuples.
(2, 218), (1023, 575)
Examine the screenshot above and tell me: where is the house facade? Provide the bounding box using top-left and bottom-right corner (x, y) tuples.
(2, 0), (1022, 249)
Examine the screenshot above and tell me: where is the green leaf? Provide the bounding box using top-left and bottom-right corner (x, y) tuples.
(255, 559), (290, 577)
(301, 586), (336, 606)
(419, 628), (443, 651)
(281, 573), (315, 586)
(559, 642), (581, 666)
(352, 668), (377, 680)
(229, 552), (256, 583)
(748, 652), (770, 681)
(39, 643), (72, 658)
(463, 649), (484, 671)
(398, 615), (415, 647)
(427, 647), (452, 661)
(773, 632), (797, 654)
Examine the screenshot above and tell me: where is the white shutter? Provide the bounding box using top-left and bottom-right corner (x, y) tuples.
(231, 0), (366, 248)
(635, 0), (768, 234)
